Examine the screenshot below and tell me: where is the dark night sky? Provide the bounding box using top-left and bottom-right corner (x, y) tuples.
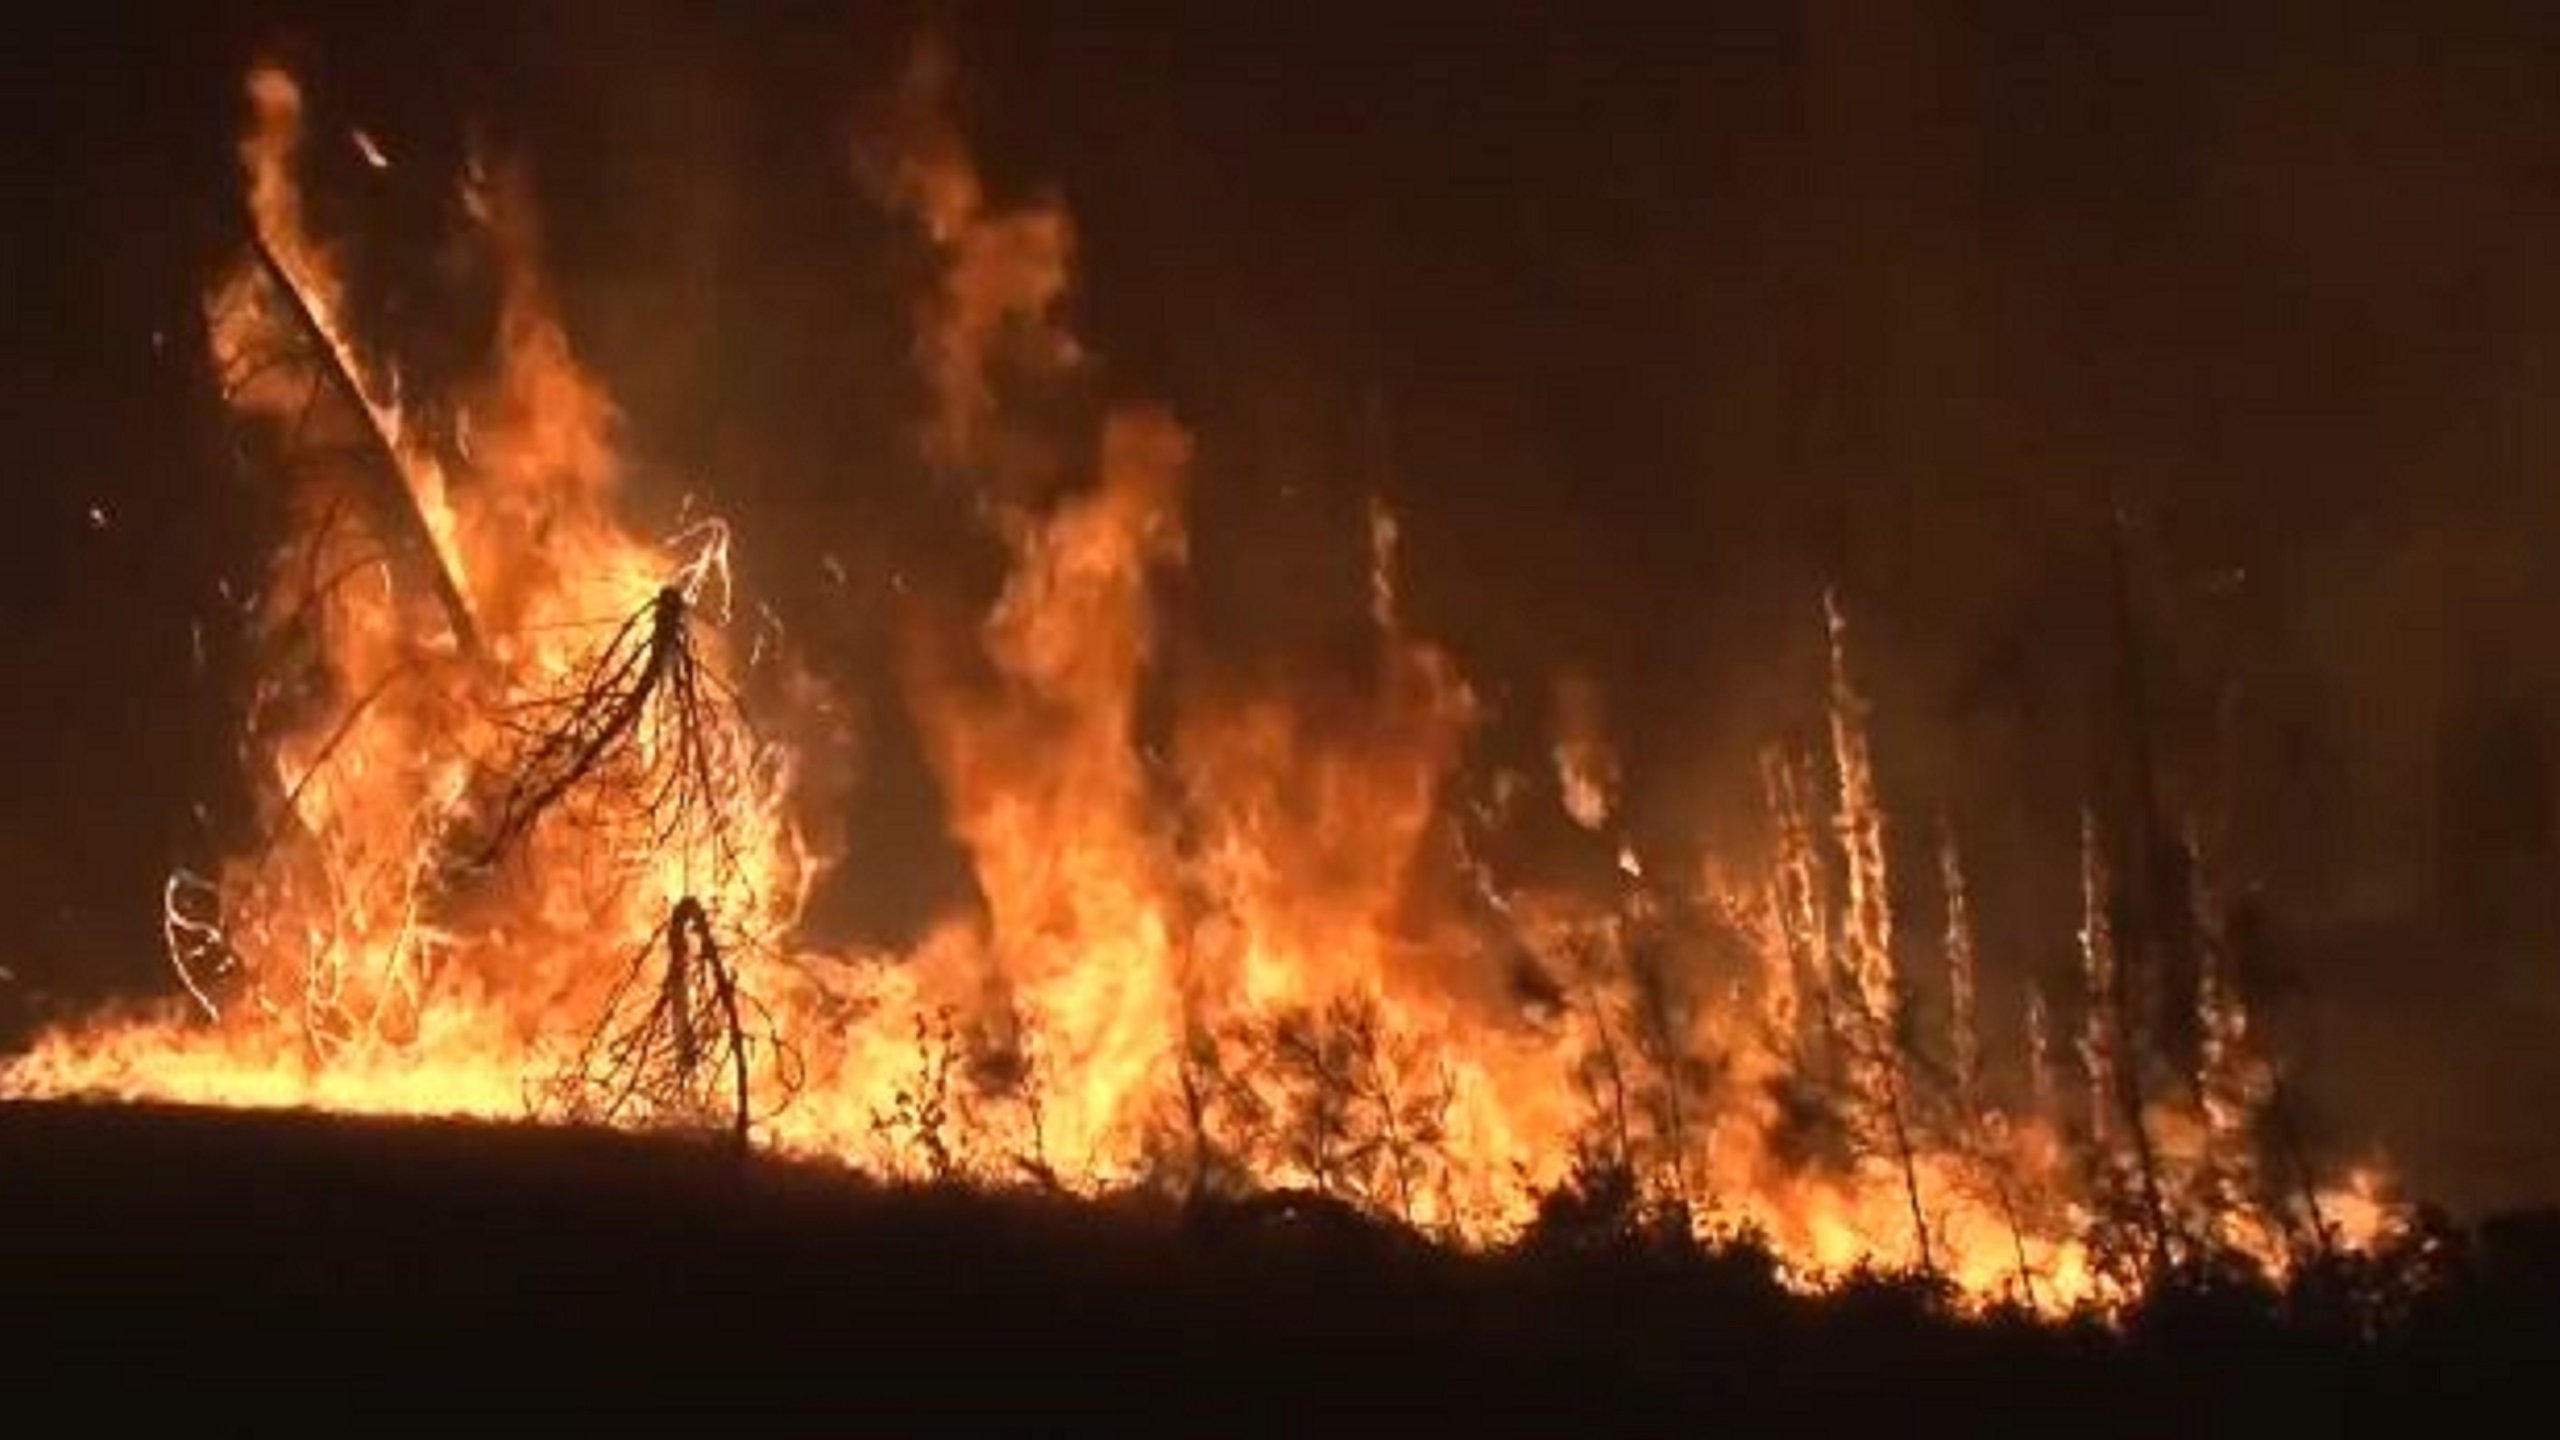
(5, 2), (2558, 1208)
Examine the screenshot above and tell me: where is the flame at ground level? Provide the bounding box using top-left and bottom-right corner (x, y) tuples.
(0, 51), (2402, 1316)
(0, 994), (2111, 1306)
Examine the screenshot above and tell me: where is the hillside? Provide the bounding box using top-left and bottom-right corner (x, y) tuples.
(3, 1100), (2548, 1427)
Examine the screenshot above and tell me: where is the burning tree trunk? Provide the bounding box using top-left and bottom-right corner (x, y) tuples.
(2025, 984), (2057, 1126)
(1941, 822), (2035, 1303)
(237, 232), (485, 664)
(171, 62), (509, 1054)
(204, 62), (486, 668)
(2078, 814), (2175, 1278)
(1764, 743), (1837, 1072)
(1941, 819), (1982, 1119)
(2079, 815), (2119, 1157)
(1824, 592), (1934, 1275)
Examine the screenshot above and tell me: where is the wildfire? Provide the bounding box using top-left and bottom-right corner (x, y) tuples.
(1, 49), (2400, 1313)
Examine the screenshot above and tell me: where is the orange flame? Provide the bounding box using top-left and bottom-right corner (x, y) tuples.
(2, 52), (2404, 1313)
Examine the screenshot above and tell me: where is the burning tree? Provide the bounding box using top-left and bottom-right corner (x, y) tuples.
(52, 59), (812, 1140)
(1820, 593), (1937, 1275)
(0, 40), (2413, 1316)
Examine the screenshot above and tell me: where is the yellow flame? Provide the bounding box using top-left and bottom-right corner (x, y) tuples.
(0, 52), (2405, 1315)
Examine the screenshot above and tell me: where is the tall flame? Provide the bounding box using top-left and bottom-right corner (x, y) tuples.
(3, 50), (2400, 1312)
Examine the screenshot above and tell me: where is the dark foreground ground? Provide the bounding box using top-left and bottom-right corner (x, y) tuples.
(1, 1101), (2550, 1429)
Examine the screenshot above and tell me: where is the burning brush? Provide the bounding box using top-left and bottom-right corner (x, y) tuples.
(539, 895), (797, 1147)
(0, 49), (2417, 1317)
(463, 567), (801, 1143)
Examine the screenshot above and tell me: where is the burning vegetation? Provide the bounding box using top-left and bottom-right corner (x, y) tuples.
(1, 46), (2405, 1315)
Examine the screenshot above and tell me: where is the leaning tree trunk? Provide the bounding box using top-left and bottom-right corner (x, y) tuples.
(246, 231), (484, 664)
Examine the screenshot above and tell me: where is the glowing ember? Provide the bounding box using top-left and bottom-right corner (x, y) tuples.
(0, 49), (2402, 1313)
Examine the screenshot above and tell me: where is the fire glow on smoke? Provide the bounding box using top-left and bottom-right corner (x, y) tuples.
(1, 48), (2400, 1311)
